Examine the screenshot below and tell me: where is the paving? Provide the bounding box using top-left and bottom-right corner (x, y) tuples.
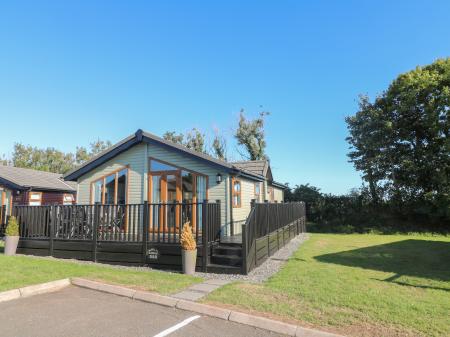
(0, 286), (286, 337)
(171, 278), (230, 301)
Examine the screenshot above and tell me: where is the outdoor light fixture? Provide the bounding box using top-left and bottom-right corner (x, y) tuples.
(216, 173), (222, 184)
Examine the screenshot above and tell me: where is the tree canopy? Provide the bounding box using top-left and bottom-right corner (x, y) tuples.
(9, 139), (112, 174)
(235, 110), (269, 160)
(346, 58), (450, 221)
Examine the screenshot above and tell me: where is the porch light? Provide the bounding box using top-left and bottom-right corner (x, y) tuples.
(216, 173), (222, 184)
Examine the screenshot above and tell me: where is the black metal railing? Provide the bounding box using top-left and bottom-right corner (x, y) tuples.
(242, 202), (306, 274)
(12, 201), (221, 245)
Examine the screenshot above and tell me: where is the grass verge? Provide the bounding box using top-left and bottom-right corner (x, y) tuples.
(0, 246), (201, 295)
(204, 233), (450, 337)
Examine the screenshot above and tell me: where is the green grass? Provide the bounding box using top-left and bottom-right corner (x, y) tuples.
(204, 234), (450, 337)
(0, 244), (201, 295)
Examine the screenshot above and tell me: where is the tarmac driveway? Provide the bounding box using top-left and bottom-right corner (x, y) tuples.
(0, 286), (285, 337)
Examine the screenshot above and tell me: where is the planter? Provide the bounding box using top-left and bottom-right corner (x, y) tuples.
(4, 236), (19, 256)
(181, 249), (197, 275)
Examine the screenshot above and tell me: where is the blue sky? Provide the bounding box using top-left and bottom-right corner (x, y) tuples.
(0, 1), (449, 194)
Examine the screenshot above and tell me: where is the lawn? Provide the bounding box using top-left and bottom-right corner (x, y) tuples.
(204, 234), (450, 337)
(0, 243), (201, 295)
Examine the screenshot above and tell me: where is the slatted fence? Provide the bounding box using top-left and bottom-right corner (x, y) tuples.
(242, 202), (306, 274)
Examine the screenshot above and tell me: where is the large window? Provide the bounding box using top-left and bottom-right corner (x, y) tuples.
(91, 167), (128, 205)
(232, 179), (241, 208)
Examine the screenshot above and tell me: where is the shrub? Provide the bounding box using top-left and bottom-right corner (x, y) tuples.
(5, 216), (19, 236)
(180, 222), (196, 250)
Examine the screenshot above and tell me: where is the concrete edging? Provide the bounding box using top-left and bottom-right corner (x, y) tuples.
(70, 278), (342, 337)
(0, 279), (71, 303)
(0, 277), (341, 337)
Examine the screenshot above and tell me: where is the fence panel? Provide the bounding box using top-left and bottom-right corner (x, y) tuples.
(243, 201), (306, 274)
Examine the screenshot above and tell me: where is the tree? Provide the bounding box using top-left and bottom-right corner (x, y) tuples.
(346, 58), (450, 220)
(235, 109), (269, 160)
(89, 139), (112, 156)
(185, 128), (206, 153)
(211, 131), (227, 160)
(163, 131), (184, 145)
(163, 129), (206, 153)
(345, 95), (389, 203)
(0, 154), (10, 166)
(11, 138), (112, 174)
(12, 143), (75, 174)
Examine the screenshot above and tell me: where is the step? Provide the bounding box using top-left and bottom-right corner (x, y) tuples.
(210, 254), (243, 267)
(212, 245), (243, 257)
(206, 263), (243, 274)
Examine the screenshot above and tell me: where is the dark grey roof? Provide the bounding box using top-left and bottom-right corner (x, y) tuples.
(0, 165), (76, 192)
(231, 160), (269, 177)
(64, 130), (266, 182)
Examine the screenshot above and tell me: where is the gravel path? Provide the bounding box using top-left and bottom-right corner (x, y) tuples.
(14, 234), (309, 284)
(194, 233), (309, 283)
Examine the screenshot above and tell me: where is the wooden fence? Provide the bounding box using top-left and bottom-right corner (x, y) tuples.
(12, 201), (221, 271)
(242, 202), (306, 274)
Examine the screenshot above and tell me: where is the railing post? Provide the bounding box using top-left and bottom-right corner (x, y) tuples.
(202, 200), (208, 272)
(92, 205), (99, 262)
(142, 202), (149, 265)
(265, 202), (270, 256)
(216, 199), (221, 240)
(49, 206), (55, 257)
(241, 224), (248, 274)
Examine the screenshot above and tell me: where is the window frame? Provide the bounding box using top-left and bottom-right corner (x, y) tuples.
(63, 193), (75, 205)
(254, 183), (260, 201)
(147, 157), (209, 203)
(90, 166), (129, 205)
(268, 186), (275, 202)
(28, 191), (42, 206)
(232, 178), (241, 208)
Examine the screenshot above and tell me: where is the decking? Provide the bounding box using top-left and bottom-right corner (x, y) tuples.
(4, 201), (306, 274)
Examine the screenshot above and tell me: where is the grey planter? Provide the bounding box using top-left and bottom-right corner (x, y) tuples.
(182, 249), (197, 275)
(4, 236), (19, 256)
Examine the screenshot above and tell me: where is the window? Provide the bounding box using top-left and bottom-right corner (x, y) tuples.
(117, 169), (127, 204)
(29, 192), (42, 206)
(232, 179), (241, 208)
(63, 194), (74, 205)
(91, 167), (128, 205)
(150, 159), (178, 172)
(254, 183), (260, 201)
(268, 187), (274, 202)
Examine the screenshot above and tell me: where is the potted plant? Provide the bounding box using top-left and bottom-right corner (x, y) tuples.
(180, 222), (197, 274)
(4, 216), (19, 256)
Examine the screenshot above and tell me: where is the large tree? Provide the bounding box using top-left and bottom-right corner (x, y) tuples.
(346, 58), (450, 217)
(235, 109), (269, 160)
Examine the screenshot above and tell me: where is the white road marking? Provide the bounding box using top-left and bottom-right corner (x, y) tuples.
(152, 315), (201, 337)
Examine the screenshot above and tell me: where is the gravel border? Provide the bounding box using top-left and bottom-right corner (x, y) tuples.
(194, 233), (310, 283)
(10, 233), (309, 283)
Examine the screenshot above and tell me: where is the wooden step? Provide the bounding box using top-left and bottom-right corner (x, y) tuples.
(206, 263), (242, 274)
(212, 245), (242, 257)
(210, 254), (243, 267)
